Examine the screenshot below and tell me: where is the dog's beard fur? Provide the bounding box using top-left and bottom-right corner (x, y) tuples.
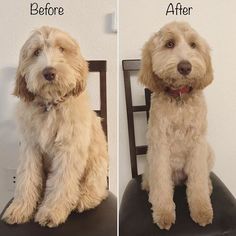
(25, 60), (77, 100)
(139, 21), (213, 94)
(152, 46), (207, 91)
(14, 26), (88, 102)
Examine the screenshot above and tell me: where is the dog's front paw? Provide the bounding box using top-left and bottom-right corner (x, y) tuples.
(35, 206), (67, 228)
(190, 200), (213, 226)
(2, 200), (34, 224)
(152, 204), (176, 230)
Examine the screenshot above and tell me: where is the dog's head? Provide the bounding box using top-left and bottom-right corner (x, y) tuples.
(13, 26), (88, 102)
(139, 21), (213, 95)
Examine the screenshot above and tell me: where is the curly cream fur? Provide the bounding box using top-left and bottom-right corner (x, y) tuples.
(2, 26), (108, 227)
(139, 21), (214, 230)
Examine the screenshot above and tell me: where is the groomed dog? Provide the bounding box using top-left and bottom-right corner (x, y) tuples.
(2, 26), (108, 227)
(139, 21), (214, 230)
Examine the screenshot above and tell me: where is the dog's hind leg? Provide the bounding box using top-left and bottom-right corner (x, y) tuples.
(141, 161), (149, 191)
(77, 116), (108, 212)
(207, 143), (214, 195)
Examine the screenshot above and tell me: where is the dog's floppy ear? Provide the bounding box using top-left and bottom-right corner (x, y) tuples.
(198, 45), (214, 89)
(139, 37), (159, 92)
(72, 57), (88, 96)
(13, 38), (35, 102)
(203, 53), (213, 88)
(13, 70), (35, 102)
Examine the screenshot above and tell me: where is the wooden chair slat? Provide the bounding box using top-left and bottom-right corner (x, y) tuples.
(132, 105), (148, 112)
(136, 145), (148, 155)
(123, 59), (151, 178)
(122, 59), (141, 71)
(88, 60), (107, 137)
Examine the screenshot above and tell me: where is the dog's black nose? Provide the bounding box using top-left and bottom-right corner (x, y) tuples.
(177, 60), (192, 76)
(43, 67), (56, 81)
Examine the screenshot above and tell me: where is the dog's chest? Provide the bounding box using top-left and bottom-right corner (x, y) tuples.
(32, 110), (60, 150)
(150, 94), (207, 145)
(148, 93), (208, 184)
(167, 108), (200, 146)
(40, 112), (59, 147)
(18, 104), (66, 152)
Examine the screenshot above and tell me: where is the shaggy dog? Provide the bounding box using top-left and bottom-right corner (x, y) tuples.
(139, 21), (214, 230)
(2, 26), (108, 227)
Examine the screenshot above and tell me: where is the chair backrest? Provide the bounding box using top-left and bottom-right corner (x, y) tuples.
(88, 60), (109, 188)
(122, 59), (151, 178)
(88, 60), (107, 137)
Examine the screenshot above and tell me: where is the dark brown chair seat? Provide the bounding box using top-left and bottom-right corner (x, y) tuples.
(120, 59), (236, 236)
(0, 61), (117, 236)
(120, 174), (236, 236)
(1, 192), (116, 236)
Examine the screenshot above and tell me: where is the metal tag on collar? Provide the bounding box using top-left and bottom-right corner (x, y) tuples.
(176, 91), (183, 103)
(45, 103), (53, 112)
(180, 91), (183, 100)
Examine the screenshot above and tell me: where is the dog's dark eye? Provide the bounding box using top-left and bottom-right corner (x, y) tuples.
(34, 49), (41, 56)
(190, 42), (197, 49)
(59, 47), (65, 52)
(165, 40), (175, 49)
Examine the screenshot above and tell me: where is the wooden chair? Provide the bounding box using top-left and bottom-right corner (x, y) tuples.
(120, 59), (236, 236)
(0, 60), (117, 236)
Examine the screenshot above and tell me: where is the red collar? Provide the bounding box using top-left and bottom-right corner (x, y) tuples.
(165, 86), (192, 98)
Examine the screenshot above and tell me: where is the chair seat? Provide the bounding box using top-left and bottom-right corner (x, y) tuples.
(0, 192), (117, 236)
(119, 173), (236, 236)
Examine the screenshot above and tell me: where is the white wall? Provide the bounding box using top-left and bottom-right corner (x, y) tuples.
(0, 0), (117, 211)
(119, 0), (236, 200)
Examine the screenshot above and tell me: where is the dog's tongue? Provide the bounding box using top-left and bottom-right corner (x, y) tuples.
(166, 86), (191, 97)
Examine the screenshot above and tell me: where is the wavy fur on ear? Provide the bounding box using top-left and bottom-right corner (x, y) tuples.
(13, 70), (35, 102)
(139, 36), (161, 92)
(197, 48), (213, 89)
(72, 58), (88, 96)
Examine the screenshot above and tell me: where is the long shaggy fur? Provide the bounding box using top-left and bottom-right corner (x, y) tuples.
(2, 26), (108, 227)
(139, 21), (214, 230)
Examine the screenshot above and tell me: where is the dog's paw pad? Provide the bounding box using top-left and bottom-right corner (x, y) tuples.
(152, 207), (176, 230)
(35, 207), (66, 228)
(190, 203), (213, 226)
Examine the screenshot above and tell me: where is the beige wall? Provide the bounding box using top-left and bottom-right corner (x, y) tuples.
(0, 0), (117, 210)
(119, 0), (236, 200)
